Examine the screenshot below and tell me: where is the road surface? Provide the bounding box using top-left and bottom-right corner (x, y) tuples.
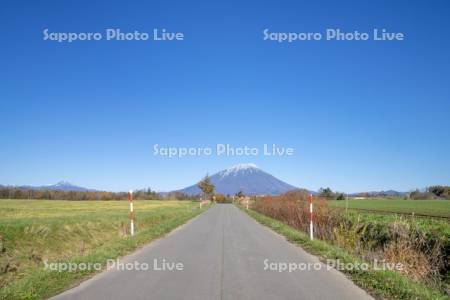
(52, 204), (373, 300)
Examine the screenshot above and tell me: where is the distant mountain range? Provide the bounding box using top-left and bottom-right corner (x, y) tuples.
(0, 181), (94, 192)
(0, 173), (411, 197)
(349, 190), (407, 197)
(175, 163), (298, 196)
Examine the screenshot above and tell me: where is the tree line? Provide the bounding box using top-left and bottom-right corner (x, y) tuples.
(0, 187), (195, 201)
(318, 185), (450, 200)
(409, 185), (450, 200)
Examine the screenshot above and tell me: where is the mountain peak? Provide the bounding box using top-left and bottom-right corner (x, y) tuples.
(220, 163), (260, 177)
(46, 181), (93, 191)
(54, 181), (73, 186)
(228, 163), (259, 170)
(177, 164), (296, 196)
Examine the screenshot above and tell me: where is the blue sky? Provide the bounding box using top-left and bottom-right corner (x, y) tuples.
(1, 0), (449, 192)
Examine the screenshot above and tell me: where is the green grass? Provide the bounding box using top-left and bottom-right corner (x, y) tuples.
(343, 210), (450, 239)
(330, 198), (450, 218)
(0, 199), (209, 300)
(241, 206), (449, 300)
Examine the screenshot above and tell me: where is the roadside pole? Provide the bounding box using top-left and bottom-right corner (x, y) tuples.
(129, 190), (135, 236)
(345, 193), (349, 215)
(309, 194), (314, 240)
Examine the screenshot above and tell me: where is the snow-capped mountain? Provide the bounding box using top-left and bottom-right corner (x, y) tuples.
(3, 181), (94, 192)
(44, 181), (94, 191)
(176, 163), (297, 195)
(218, 163), (260, 177)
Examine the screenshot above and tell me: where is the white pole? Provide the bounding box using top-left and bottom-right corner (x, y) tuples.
(309, 194), (313, 240)
(129, 190), (134, 236)
(345, 193), (348, 215)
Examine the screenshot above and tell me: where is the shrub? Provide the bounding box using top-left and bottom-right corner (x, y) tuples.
(252, 192), (449, 288)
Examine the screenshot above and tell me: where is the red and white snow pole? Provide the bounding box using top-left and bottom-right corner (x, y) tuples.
(309, 194), (314, 240)
(129, 190), (135, 236)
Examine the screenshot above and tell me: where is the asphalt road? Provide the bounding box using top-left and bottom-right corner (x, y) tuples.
(52, 204), (373, 300)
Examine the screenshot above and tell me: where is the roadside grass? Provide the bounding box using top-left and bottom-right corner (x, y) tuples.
(240, 206), (449, 300)
(0, 200), (209, 300)
(330, 199), (450, 218)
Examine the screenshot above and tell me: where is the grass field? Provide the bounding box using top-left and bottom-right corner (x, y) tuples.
(0, 199), (207, 300)
(330, 198), (450, 218)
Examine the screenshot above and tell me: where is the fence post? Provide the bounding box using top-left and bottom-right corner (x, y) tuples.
(129, 190), (134, 236)
(309, 194), (314, 240)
